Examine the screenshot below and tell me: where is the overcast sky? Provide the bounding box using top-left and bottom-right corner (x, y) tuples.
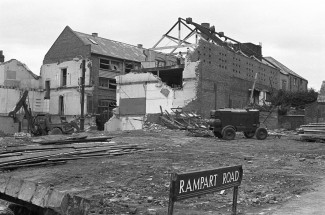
(1, 0), (324, 90)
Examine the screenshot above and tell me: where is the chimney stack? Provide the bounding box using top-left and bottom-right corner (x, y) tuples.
(92, 33), (98, 37)
(137, 44), (143, 49)
(0, 51), (4, 63)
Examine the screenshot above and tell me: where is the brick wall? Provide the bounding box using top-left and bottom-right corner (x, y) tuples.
(43, 26), (91, 64)
(184, 40), (280, 118)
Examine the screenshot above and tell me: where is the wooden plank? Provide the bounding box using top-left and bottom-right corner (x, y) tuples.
(0, 148), (76, 165)
(0, 161), (66, 170)
(2, 142), (116, 153)
(37, 136), (114, 145)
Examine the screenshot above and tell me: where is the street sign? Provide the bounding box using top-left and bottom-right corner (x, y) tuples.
(168, 165), (243, 215)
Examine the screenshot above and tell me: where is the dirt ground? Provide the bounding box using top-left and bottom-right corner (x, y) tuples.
(1, 128), (325, 215)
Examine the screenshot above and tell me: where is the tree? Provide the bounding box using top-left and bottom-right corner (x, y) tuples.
(269, 88), (318, 114)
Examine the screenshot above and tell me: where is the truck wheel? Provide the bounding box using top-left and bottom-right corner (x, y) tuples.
(213, 131), (223, 138)
(222, 127), (236, 140)
(49, 128), (62, 135)
(244, 131), (255, 138)
(256, 128), (268, 140)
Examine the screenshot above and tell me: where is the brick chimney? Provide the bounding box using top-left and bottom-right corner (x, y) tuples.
(92, 33), (98, 37)
(0, 50), (4, 63)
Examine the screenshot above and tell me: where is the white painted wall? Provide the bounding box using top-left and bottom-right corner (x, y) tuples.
(106, 61), (199, 131)
(40, 59), (91, 115)
(46, 88), (90, 115)
(0, 59), (41, 89)
(40, 59), (91, 88)
(0, 88), (43, 114)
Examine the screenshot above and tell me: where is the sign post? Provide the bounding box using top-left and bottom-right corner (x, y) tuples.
(168, 165), (243, 215)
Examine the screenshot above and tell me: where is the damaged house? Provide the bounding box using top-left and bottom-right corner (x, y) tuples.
(105, 18), (308, 131)
(41, 26), (176, 128)
(0, 52), (42, 134)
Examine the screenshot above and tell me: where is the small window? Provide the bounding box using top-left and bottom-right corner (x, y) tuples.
(88, 38), (98, 45)
(125, 62), (134, 73)
(109, 78), (116, 89)
(44, 80), (50, 99)
(99, 77), (109, 88)
(61, 68), (67, 86)
(100, 59), (111, 70)
(111, 61), (122, 71)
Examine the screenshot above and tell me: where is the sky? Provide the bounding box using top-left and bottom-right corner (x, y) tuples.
(1, 0), (324, 90)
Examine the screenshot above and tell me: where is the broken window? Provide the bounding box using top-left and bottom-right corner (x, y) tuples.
(109, 78), (116, 89)
(98, 77), (116, 89)
(100, 59), (111, 70)
(111, 61), (122, 71)
(149, 68), (183, 88)
(99, 77), (109, 88)
(61, 68), (67, 86)
(100, 59), (122, 71)
(125, 62), (134, 73)
(98, 99), (116, 119)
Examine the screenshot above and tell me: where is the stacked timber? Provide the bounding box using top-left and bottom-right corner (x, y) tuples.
(299, 123), (325, 141)
(0, 136), (148, 171)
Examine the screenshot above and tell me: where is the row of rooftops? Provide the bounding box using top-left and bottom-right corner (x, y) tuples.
(1, 24), (307, 82)
(70, 26), (307, 81)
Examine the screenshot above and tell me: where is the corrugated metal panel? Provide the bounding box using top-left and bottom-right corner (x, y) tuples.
(99, 70), (119, 79)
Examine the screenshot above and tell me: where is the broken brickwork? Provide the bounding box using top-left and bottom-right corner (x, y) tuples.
(183, 40), (280, 118)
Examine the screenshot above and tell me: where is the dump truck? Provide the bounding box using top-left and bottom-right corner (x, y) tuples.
(208, 108), (268, 140)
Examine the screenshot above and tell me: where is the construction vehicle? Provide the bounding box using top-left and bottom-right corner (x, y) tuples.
(8, 90), (79, 136)
(208, 108), (268, 140)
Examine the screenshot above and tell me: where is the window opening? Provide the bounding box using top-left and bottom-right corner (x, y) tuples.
(59, 95), (64, 115)
(61, 68), (67, 86)
(45, 80), (50, 99)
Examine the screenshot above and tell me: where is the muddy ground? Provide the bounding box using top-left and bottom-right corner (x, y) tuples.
(1, 128), (325, 215)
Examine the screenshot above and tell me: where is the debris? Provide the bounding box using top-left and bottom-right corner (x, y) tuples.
(299, 123), (325, 141)
(159, 107), (211, 137)
(0, 138), (147, 170)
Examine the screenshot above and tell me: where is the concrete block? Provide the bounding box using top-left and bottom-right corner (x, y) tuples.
(18, 180), (37, 202)
(46, 189), (69, 214)
(66, 195), (90, 215)
(4, 177), (23, 198)
(0, 175), (11, 193)
(31, 184), (52, 208)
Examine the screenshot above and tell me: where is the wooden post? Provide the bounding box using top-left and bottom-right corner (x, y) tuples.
(168, 173), (176, 215)
(80, 59), (86, 131)
(232, 186), (239, 215)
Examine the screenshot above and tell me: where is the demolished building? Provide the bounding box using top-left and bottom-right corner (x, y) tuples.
(106, 18), (310, 131)
(0, 56), (42, 134)
(41, 26), (177, 128)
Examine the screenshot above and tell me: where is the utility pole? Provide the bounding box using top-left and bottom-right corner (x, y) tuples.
(80, 59), (86, 131)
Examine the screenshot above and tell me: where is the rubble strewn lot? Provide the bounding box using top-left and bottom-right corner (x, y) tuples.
(1, 129), (325, 214)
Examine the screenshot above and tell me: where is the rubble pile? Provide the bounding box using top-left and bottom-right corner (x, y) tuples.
(143, 122), (167, 132)
(159, 107), (211, 136)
